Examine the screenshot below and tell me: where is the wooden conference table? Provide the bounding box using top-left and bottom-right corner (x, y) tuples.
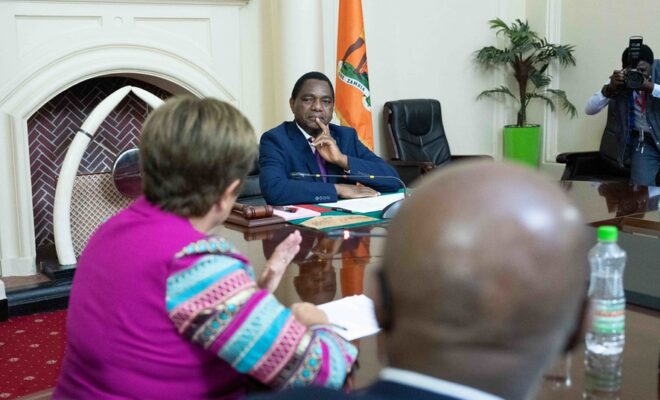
(218, 181), (660, 399)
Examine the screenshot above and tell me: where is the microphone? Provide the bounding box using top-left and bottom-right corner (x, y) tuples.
(290, 171), (349, 180)
(289, 171), (408, 195)
(289, 171), (408, 219)
(289, 171), (317, 179)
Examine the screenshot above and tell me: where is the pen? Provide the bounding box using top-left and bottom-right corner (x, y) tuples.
(330, 323), (348, 331)
(310, 323), (348, 331)
(274, 206), (298, 213)
(331, 207), (353, 213)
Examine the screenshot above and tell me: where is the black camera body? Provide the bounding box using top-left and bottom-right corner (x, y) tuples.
(624, 36), (646, 90)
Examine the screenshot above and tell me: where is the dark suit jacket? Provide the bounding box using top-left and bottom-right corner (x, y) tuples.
(249, 380), (464, 400)
(259, 122), (401, 205)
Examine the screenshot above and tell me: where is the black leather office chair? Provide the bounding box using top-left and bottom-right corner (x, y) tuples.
(383, 99), (491, 184)
(555, 151), (631, 182)
(238, 160), (266, 206)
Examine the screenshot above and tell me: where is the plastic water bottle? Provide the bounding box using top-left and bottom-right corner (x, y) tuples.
(583, 350), (623, 399)
(585, 226), (626, 355)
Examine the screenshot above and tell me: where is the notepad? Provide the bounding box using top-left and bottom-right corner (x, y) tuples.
(318, 294), (381, 341)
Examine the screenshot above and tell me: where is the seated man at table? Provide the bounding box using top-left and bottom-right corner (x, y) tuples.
(253, 161), (589, 400)
(259, 71), (401, 205)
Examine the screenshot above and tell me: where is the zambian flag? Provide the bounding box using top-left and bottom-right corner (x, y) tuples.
(336, 0), (373, 150)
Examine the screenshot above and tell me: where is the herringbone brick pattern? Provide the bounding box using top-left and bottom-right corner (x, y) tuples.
(28, 77), (171, 249)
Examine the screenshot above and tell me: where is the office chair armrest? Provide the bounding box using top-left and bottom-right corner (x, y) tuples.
(389, 160), (436, 172)
(389, 160), (435, 185)
(555, 151), (600, 164)
(555, 151), (631, 182)
(389, 159), (436, 169)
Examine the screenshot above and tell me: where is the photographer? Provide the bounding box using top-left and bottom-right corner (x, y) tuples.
(586, 42), (660, 186)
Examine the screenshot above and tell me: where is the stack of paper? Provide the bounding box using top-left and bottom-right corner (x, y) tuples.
(318, 294), (381, 341)
(299, 215), (379, 230)
(319, 193), (405, 213)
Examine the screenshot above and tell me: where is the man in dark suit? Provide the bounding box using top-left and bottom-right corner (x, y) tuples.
(259, 71), (400, 205)
(252, 162), (589, 400)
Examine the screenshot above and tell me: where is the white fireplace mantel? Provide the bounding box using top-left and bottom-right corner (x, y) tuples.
(0, 0), (249, 276)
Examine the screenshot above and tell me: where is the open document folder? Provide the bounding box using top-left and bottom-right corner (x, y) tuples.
(317, 294), (381, 341)
(319, 192), (405, 213)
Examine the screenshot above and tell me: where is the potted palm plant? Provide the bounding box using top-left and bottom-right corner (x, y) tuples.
(475, 18), (577, 167)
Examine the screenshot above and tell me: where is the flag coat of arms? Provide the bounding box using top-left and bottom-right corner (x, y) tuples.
(336, 0), (374, 150)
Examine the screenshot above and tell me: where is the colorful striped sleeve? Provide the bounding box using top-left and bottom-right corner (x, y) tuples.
(166, 237), (358, 389)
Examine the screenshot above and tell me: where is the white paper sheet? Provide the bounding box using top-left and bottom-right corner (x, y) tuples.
(319, 193), (405, 213)
(318, 294), (381, 341)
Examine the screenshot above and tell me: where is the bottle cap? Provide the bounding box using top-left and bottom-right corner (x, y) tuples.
(597, 225), (618, 242)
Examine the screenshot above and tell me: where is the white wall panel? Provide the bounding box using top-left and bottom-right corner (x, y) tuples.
(134, 18), (213, 55)
(16, 15), (102, 57)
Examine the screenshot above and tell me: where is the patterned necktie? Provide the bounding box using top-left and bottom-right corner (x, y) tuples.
(309, 138), (327, 182)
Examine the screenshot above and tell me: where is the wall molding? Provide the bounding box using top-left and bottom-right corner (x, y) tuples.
(0, 258), (35, 277)
(0, 42), (235, 117)
(0, 112), (33, 277)
(490, 0), (516, 160)
(542, 0), (563, 166)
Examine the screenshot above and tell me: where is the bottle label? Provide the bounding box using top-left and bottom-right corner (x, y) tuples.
(592, 302), (625, 334)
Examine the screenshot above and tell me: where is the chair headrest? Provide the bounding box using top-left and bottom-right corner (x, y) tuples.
(385, 99), (441, 137)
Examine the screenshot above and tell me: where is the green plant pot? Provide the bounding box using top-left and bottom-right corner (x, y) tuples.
(503, 125), (541, 167)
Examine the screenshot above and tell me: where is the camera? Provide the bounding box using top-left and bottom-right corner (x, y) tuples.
(624, 36), (646, 90)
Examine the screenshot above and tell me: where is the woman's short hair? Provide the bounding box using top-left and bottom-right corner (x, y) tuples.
(140, 95), (257, 217)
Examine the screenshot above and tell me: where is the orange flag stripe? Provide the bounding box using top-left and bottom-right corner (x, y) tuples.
(336, 0), (374, 150)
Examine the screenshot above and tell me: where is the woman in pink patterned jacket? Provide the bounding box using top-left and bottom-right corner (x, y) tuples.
(54, 96), (357, 399)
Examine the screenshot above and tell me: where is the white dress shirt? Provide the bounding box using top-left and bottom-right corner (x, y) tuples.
(380, 367), (504, 400)
(296, 123), (317, 153)
(585, 81), (660, 115)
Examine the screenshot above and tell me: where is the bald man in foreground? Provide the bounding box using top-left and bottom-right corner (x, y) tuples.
(252, 162), (589, 400)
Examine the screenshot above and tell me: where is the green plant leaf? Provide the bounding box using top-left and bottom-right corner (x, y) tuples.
(488, 18), (512, 36)
(475, 18), (577, 125)
(546, 89), (578, 118)
(490, 18), (540, 49)
(529, 71), (551, 88)
(475, 46), (512, 66)
(536, 43), (576, 67)
(477, 86), (517, 101)
(526, 93), (556, 112)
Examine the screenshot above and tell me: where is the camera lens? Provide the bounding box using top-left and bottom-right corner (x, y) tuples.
(625, 70), (645, 90)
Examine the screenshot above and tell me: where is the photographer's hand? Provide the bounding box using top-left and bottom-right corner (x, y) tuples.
(602, 70), (625, 97)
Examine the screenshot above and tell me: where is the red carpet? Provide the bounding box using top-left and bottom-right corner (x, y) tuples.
(0, 310), (67, 399)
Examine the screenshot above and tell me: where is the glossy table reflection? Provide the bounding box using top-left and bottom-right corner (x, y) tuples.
(217, 180), (660, 399)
